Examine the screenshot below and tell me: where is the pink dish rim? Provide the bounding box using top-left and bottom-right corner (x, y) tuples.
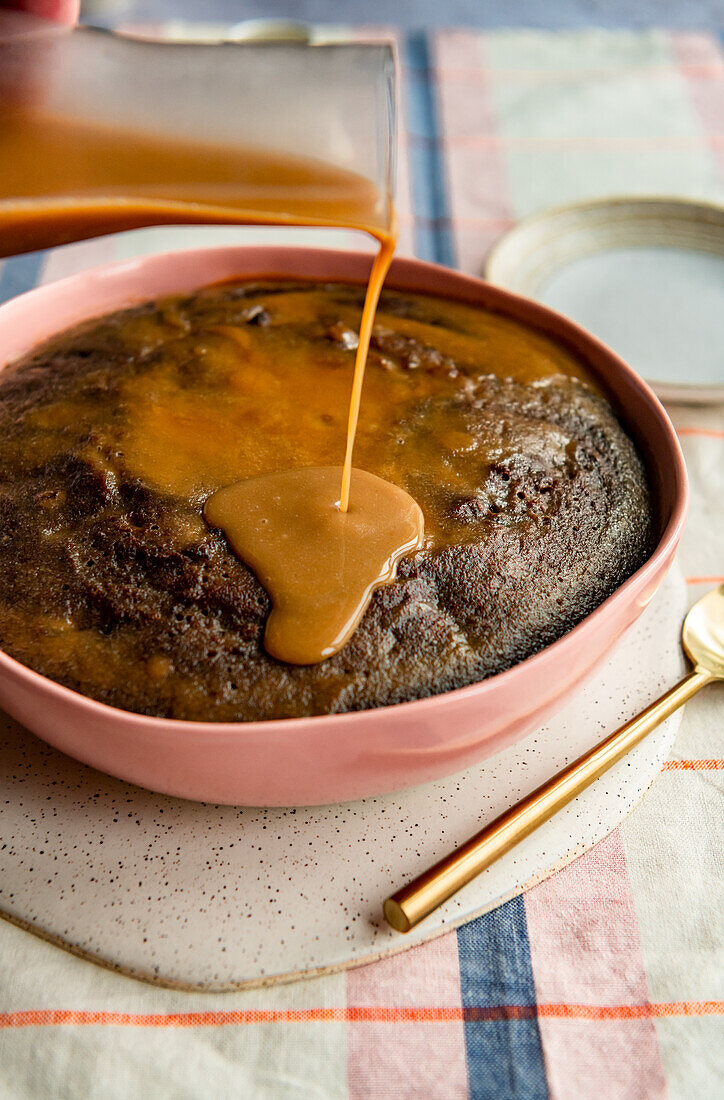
(0, 245), (689, 735)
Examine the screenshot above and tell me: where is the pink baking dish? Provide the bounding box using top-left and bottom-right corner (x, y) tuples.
(0, 246), (687, 805)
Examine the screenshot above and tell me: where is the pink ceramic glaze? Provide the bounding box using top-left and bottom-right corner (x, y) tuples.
(0, 247), (687, 805)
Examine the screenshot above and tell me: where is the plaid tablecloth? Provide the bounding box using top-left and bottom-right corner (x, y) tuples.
(0, 26), (723, 1100)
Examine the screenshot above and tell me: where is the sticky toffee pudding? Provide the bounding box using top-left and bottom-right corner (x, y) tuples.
(0, 280), (654, 720)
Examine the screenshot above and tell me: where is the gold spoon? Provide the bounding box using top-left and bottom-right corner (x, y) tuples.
(384, 584), (724, 933)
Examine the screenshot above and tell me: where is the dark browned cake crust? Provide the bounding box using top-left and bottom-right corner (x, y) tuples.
(0, 281), (654, 720)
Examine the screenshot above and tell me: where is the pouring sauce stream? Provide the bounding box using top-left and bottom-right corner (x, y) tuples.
(0, 107), (422, 664)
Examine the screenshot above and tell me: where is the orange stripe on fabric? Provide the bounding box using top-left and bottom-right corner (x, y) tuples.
(538, 1003), (722, 1020)
(1, 1003), (722, 1028)
(663, 759), (724, 771)
(685, 576), (724, 585)
(675, 427), (724, 439)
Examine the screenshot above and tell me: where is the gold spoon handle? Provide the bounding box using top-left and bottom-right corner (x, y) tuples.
(384, 666), (712, 933)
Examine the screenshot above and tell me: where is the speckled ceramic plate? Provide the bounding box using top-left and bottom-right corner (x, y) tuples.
(0, 567), (686, 991)
(485, 197), (724, 404)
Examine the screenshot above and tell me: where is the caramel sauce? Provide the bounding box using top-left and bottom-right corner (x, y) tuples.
(0, 108), (388, 255)
(1, 106), (414, 663)
(205, 468), (423, 664)
(67, 281), (589, 554)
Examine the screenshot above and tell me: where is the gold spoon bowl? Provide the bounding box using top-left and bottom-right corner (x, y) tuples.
(683, 584), (724, 678)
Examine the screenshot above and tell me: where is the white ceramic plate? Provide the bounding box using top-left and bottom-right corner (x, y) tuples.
(0, 567), (687, 990)
(485, 197), (724, 404)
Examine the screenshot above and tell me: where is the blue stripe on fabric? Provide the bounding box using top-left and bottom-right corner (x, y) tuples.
(0, 251), (47, 305)
(403, 31), (455, 267)
(457, 896), (548, 1100)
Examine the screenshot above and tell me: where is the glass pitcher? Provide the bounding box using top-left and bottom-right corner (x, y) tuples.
(0, 11), (396, 257)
